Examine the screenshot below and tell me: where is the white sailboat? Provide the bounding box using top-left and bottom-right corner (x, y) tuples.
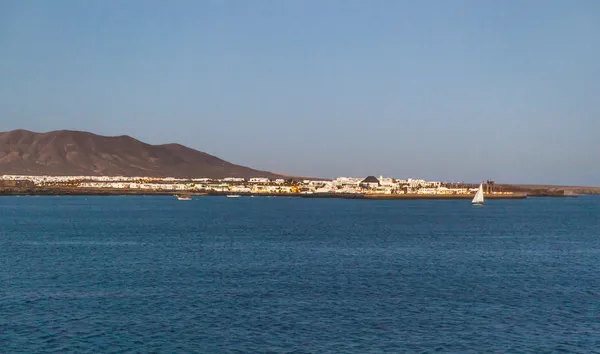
(472, 183), (485, 205)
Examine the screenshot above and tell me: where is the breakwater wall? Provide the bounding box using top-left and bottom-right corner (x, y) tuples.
(0, 188), (529, 200)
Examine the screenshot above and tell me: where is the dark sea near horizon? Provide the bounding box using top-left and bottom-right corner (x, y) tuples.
(1, 196), (599, 353)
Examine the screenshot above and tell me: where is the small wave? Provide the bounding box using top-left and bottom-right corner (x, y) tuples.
(19, 241), (140, 246)
(10, 290), (160, 301)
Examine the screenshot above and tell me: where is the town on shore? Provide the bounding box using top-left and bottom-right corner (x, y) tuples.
(0, 174), (532, 199)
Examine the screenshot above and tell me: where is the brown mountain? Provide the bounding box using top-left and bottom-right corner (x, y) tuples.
(0, 129), (283, 179)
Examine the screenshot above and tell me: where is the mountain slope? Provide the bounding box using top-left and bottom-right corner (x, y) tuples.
(0, 129), (283, 178)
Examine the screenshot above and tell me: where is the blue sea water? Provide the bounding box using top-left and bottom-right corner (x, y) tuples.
(1, 196), (599, 353)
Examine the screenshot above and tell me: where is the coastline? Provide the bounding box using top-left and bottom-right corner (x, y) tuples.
(0, 188), (531, 199)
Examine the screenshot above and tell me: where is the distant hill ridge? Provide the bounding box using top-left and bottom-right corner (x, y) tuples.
(0, 129), (282, 178)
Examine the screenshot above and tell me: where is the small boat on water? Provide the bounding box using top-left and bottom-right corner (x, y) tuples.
(175, 194), (192, 201)
(226, 195), (240, 198)
(472, 183), (485, 206)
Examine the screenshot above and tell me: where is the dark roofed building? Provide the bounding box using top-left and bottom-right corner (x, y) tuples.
(360, 176), (380, 189)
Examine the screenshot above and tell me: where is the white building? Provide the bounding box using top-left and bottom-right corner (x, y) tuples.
(223, 177), (245, 182)
(378, 176), (396, 187)
(333, 177), (362, 187)
(249, 177), (270, 183)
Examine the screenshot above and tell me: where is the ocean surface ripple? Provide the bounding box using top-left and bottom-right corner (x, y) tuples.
(1, 196), (599, 353)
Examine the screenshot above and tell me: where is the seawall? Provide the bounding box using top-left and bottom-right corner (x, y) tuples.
(0, 188), (528, 200)
(300, 193), (528, 200)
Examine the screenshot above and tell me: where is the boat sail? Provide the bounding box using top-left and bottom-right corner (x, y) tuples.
(472, 183), (485, 205)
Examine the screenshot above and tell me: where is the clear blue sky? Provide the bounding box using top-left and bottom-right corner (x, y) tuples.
(1, 1), (599, 184)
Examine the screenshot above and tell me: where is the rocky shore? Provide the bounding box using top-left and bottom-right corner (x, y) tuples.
(0, 187), (532, 199)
